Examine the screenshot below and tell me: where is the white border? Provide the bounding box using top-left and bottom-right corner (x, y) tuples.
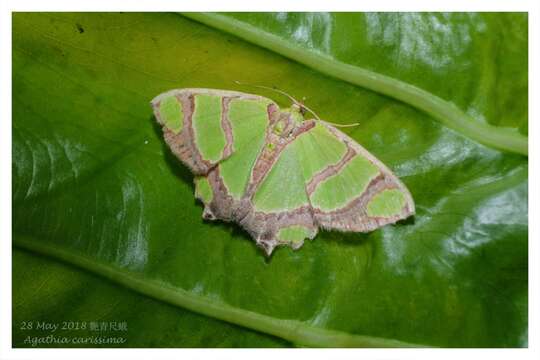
(0, 0), (535, 12)
(1, 1), (538, 360)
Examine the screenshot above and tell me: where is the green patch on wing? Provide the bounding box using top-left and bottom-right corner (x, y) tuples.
(277, 225), (314, 246)
(253, 139), (309, 212)
(297, 124), (347, 182)
(219, 99), (270, 199)
(311, 156), (379, 211)
(192, 94), (226, 163)
(366, 189), (406, 218)
(194, 176), (213, 204)
(159, 95), (183, 134)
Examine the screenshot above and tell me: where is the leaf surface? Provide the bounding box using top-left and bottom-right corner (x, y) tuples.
(185, 12), (528, 154)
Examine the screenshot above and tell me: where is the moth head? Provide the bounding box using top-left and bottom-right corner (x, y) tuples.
(291, 103), (304, 113)
(289, 98), (323, 123)
(288, 104), (306, 123)
(283, 103), (305, 123)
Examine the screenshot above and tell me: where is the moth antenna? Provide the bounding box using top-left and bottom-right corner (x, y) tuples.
(323, 120), (360, 128)
(235, 80), (302, 106)
(234, 80), (322, 121)
(234, 81), (359, 127)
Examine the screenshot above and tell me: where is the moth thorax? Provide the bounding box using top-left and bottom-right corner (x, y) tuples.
(289, 104), (306, 123)
(272, 112), (295, 137)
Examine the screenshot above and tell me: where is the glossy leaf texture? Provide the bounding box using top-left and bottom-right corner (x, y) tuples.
(12, 13), (528, 347)
(12, 250), (289, 347)
(185, 12), (528, 155)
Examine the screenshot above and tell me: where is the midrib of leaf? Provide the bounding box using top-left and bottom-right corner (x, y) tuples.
(13, 235), (427, 348)
(181, 12), (527, 156)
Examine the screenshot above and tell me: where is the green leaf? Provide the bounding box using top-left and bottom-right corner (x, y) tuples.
(185, 13), (528, 155)
(12, 249), (290, 347)
(13, 12), (528, 347)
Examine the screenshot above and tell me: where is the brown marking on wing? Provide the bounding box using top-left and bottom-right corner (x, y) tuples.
(306, 146), (357, 195)
(267, 103), (280, 125)
(313, 173), (413, 232)
(221, 97), (235, 159)
(153, 93), (225, 175)
(203, 167), (237, 221)
(237, 204), (317, 256)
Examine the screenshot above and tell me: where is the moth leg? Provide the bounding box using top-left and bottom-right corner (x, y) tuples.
(256, 236), (278, 257)
(202, 206), (216, 221)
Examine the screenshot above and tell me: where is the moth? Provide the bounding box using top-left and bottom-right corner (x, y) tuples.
(151, 88), (415, 255)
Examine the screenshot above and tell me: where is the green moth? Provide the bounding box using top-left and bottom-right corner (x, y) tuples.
(151, 88), (415, 255)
